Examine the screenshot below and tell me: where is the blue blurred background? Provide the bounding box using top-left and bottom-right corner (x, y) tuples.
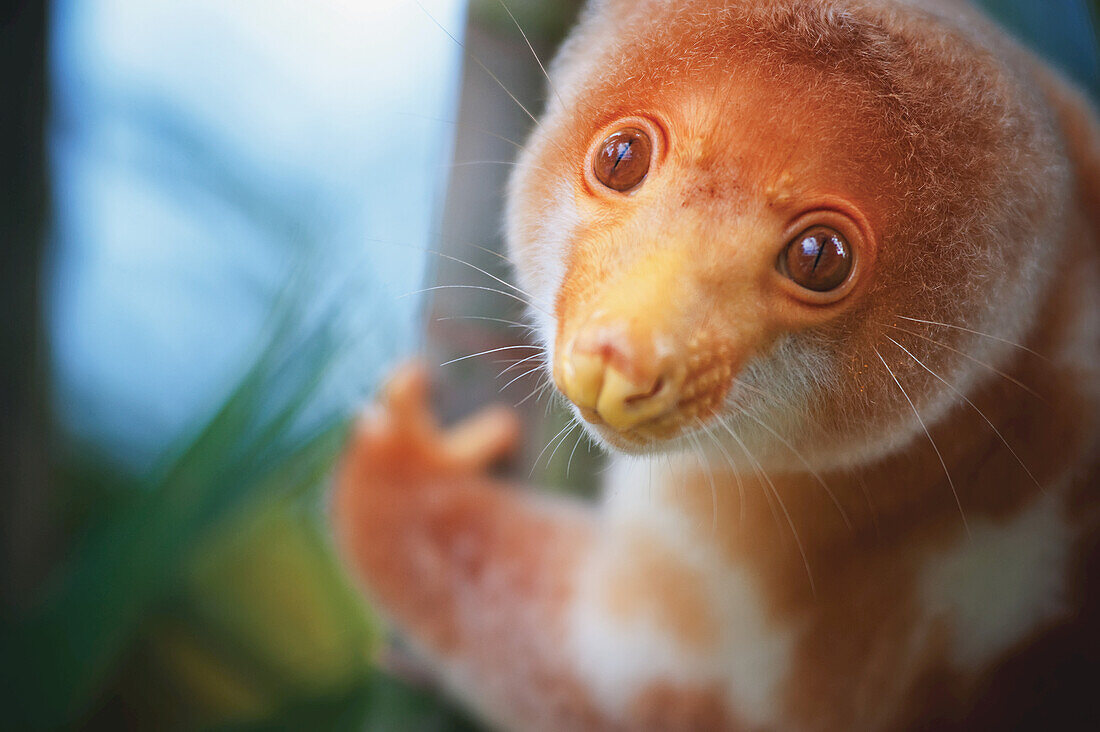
(48, 0), (465, 470)
(0, 0), (1097, 729)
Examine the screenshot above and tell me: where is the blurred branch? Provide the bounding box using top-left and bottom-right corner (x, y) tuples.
(0, 1), (54, 608)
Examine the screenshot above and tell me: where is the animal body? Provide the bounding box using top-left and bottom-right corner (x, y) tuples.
(335, 0), (1100, 729)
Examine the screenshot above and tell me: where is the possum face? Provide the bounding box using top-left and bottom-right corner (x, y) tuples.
(506, 0), (1063, 467)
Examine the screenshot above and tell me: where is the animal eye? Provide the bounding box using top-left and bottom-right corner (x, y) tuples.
(782, 226), (853, 292)
(592, 128), (652, 192)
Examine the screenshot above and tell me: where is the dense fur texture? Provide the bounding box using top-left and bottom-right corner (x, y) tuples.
(336, 1), (1100, 729)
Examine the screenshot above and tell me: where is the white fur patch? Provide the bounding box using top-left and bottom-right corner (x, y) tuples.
(920, 491), (1074, 668)
(514, 175), (577, 348)
(567, 456), (796, 727)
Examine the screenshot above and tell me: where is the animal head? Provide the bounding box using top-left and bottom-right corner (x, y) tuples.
(506, 0), (1067, 468)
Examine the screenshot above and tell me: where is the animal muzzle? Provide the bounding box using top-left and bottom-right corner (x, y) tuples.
(557, 328), (687, 432)
(552, 248), (709, 437)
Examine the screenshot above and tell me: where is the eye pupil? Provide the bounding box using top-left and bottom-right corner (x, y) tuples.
(784, 226), (853, 292)
(594, 128), (652, 192)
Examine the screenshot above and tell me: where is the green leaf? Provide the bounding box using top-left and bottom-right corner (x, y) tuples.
(1, 276), (358, 728)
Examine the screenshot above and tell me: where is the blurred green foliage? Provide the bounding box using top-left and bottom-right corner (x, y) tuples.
(0, 288), (475, 729)
(1, 296), (365, 728)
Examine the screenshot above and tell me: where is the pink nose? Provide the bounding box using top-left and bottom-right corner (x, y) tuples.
(556, 326), (685, 432)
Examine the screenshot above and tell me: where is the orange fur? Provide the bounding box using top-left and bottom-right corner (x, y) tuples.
(336, 1), (1100, 729)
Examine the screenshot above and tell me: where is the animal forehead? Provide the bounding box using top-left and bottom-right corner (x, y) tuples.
(577, 73), (887, 211)
(585, 0), (908, 93)
(574, 3), (907, 161)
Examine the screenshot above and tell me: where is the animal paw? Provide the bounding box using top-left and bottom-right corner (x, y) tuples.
(332, 363), (532, 661)
(342, 361), (521, 482)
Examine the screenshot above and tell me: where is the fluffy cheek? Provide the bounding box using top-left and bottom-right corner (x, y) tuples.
(721, 332), (898, 473)
(713, 335), (826, 467)
(506, 169), (579, 351)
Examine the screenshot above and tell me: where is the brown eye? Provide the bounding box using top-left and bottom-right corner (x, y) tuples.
(593, 128), (652, 192)
(783, 226), (853, 292)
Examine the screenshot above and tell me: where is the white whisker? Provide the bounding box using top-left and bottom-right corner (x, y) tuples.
(361, 228), (519, 274)
(497, 0), (567, 113)
(544, 382), (561, 418)
(462, 240), (515, 267)
(875, 347), (970, 538)
(566, 429), (586, 479)
(885, 323), (1047, 403)
(688, 428), (719, 538)
(699, 423), (745, 525)
(719, 418), (784, 540)
(394, 111), (527, 150)
(437, 315), (534, 331)
(498, 352), (543, 378)
(532, 420), (580, 479)
(402, 284), (548, 315)
(414, 1), (538, 128)
(731, 376), (830, 436)
(547, 421), (582, 471)
(516, 374), (554, 408)
(448, 160), (552, 175)
(412, 0), (570, 162)
(422, 246), (539, 303)
(500, 363), (545, 393)
(719, 417), (816, 596)
(894, 315), (1051, 362)
(530, 420), (575, 478)
(665, 452), (680, 508)
(740, 409), (852, 530)
(440, 344), (543, 368)
(884, 335), (1042, 493)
